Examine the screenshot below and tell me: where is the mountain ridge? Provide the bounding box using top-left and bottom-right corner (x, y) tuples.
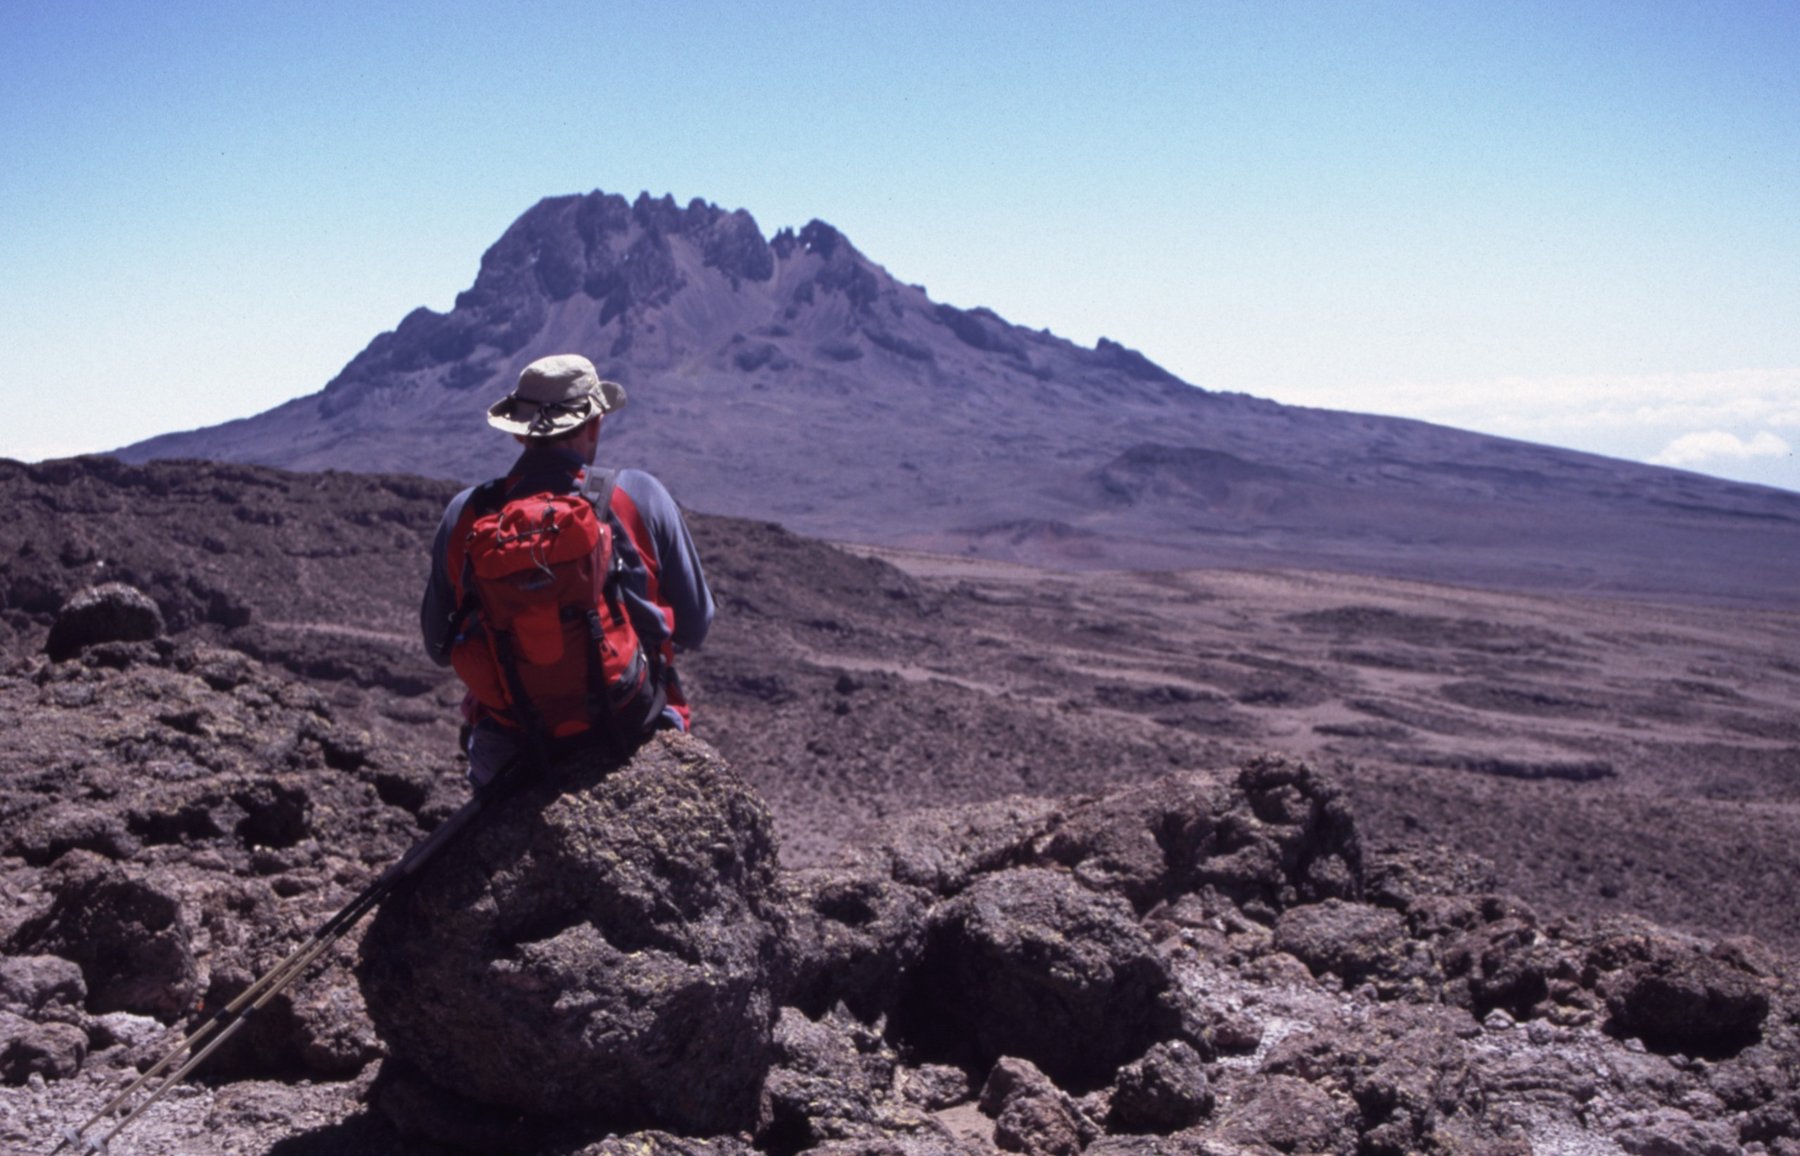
(113, 187), (1800, 608)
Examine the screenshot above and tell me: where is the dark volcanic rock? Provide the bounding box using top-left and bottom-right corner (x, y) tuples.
(779, 866), (931, 1020)
(1036, 756), (1362, 916)
(1425, 894), (1567, 1020)
(368, 1060), (561, 1155)
(5, 851), (199, 1020)
(1272, 899), (1411, 987)
(7, 803), (141, 867)
(1594, 930), (1772, 1059)
(864, 796), (1061, 898)
(909, 867), (1179, 1090)
(358, 732), (782, 1134)
(0, 1011), (88, 1084)
(44, 582), (164, 661)
(0, 955), (86, 1020)
(757, 1005), (953, 1152)
(1107, 1040), (1213, 1134)
(980, 1057), (1093, 1156)
(1216, 1073), (1349, 1153)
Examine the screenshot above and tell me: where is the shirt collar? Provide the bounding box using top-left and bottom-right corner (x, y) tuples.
(509, 441), (589, 476)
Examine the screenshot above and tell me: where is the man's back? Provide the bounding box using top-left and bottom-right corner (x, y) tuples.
(418, 355), (714, 782)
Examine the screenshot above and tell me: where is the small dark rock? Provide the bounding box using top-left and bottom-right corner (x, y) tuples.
(1616, 1109), (1741, 1156)
(1036, 760), (1361, 916)
(1108, 1040), (1213, 1133)
(4, 803), (141, 866)
(1442, 897), (1562, 1020)
(0, 955), (86, 1018)
(1217, 1073), (1347, 1153)
(866, 796), (1059, 897)
(780, 866), (931, 1020)
(1271, 899), (1409, 986)
(758, 1006), (938, 1151)
(0, 1011), (88, 1083)
(900, 1064), (979, 1111)
(1597, 932), (1770, 1059)
(981, 1057), (1090, 1156)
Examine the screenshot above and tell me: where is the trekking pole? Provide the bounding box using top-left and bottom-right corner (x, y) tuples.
(50, 776), (509, 1155)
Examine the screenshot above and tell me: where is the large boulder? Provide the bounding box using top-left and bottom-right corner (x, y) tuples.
(44, 582), (164, 661)
(905, 867), (1181, 1090)
(357, 732), (783, 1135)
(1593, 931), (1772, 1059)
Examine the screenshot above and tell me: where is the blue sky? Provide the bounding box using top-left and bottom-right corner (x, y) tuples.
(3, 1), (1796, 491)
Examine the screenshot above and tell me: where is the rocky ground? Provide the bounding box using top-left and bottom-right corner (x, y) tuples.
(1, 456), (1798, 1154)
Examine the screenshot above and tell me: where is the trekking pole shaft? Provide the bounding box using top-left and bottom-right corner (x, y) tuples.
(51, 787), (499, 1153)
(90, 917), (361, 1152)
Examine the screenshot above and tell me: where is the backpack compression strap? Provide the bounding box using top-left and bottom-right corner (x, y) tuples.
(445, 478), (509, 642)
(575, 467), (661, 756)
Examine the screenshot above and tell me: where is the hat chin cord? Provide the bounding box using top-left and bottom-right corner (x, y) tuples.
(525, 400), (582, 437)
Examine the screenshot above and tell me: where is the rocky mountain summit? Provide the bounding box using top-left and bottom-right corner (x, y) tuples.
(113, 188), (1800, 607)
(2, 456), (1798, 1153)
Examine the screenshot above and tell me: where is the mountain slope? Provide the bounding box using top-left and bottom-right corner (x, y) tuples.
(115, 189), (1800, 606)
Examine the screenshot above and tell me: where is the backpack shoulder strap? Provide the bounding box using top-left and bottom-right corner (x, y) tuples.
(578, 467), (620, 518)
(446, 477), (511, 630)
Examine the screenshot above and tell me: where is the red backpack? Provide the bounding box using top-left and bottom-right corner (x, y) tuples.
(447, 469), (665, 754)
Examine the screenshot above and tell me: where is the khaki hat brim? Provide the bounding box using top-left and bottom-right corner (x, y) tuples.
(485, 393), (605, 437)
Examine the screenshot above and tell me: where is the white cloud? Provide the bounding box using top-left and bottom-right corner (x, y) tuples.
(1268, 366), (1800, 491)
(1358, 367), (1800, 440)
(1651, 430), (1792, 468)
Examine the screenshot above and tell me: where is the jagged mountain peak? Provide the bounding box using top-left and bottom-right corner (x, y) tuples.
(306, 187), (1039, 427)
(111, 187), (1800, 607)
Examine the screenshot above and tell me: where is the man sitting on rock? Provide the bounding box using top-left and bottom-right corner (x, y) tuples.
(420, 353), (713, 785)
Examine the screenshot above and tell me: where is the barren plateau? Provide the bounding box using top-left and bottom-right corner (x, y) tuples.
(0, 457), (1797, 1153)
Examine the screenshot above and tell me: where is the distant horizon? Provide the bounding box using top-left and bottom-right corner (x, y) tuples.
(4, 3), (1795, 492)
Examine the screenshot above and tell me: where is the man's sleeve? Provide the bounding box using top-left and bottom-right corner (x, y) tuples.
(620, 470), (714, 651)
(419, 487), (475, 666)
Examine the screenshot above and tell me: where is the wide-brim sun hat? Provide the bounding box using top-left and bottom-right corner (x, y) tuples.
(486, 354), (627, 437)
